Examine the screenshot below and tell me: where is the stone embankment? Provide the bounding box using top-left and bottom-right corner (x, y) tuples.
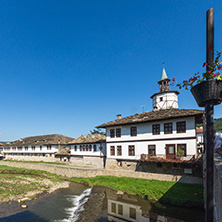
(0, 161), (202, 184)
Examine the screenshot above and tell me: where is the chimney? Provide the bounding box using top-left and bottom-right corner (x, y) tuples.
(153, 106), (158, 111)
(117, 114), (121, 120)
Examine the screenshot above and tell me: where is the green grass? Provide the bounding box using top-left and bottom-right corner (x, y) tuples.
(0, 165), (68, 202)
(71, 176), (204, 208)
(0, 165), (67, 181)
(4, 159), (67, 165)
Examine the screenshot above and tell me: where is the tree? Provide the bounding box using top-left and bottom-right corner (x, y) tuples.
(89, 129), (106, 135)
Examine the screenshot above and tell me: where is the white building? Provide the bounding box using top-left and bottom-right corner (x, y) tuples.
(2, 134), (73, 161)
(97, 65), (203, 170)
(66, 134), (106, 167)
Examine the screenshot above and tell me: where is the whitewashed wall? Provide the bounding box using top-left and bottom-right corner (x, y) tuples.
(70, 143), (106, 156)
(153, 92), (178, 109)
(106, 117), (197, 159)
(3, 145), (61, 154)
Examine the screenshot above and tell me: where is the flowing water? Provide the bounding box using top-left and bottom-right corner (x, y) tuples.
(0, 182), (204, 222)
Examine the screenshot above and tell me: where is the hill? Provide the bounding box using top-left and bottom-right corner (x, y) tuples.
(215, 118), (222, 132)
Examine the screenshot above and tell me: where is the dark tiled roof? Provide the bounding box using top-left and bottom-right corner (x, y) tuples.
(55, 147), (71, 156)
(69, 134), (106, 144)
(96, 108), (204, 128)
(3, 134), (74, 147)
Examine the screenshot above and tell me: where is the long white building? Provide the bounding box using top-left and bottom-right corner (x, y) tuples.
(2, 134), (73, 161)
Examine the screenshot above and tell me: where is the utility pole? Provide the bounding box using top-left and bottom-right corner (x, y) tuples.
(205, 8), (214, 222)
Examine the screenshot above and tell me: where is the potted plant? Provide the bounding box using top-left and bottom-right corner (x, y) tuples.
(173, 50), (222, 107)
(176, 148), (184, 160)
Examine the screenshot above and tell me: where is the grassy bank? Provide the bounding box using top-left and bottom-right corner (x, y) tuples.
(0, 165), (69, 203)
(71, 176), (204, 208)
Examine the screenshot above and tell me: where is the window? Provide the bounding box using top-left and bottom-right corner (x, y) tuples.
(130, 127), (137, 136)
(176, 121), (186, 133)
(40, 146), (42, 151)
(110, 146), (115, 156)
(129, 207), (136, 219)
(164, 123), (172, 134)
(116, 128), (121, 137)
(118, 204), (123, 215)
(111, 202), (116, 213)
(74, 145), (77, 151)
(18, 147), (22, 151)
(89, 145), (92, 151)
(177, 144), (187, 156)
(47, 145), (51, 150)
(80, 145), (83, 151)
(93, 144), (96, 152)
(86, 145), (88, 151)
(160, 97), (163, 102)
(12, 147), (16, 151)
(83, 145), (85, 151)
(32, 146), (35, 151)
(152, 124), (160, 135)
(110, 129), (115, 138)
(148, 145), (156, 156)
(128, 145), (135, 156)
(117, 146), (122, 156)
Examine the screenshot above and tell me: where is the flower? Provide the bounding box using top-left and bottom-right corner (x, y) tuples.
(203, 62), (208, 67)
(175, 50), (222, 90)
(218, 65), (222, 70)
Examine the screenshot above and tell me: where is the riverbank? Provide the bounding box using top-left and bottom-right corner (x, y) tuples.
(71, 176), (204, 208)
(0, 164), (204, 208)
(0, 165), (69, 204)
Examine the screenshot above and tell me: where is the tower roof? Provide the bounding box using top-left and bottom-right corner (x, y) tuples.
(160, 63), (168, 80)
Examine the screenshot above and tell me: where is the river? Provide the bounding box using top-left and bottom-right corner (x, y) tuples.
(0, 182), (204, 222)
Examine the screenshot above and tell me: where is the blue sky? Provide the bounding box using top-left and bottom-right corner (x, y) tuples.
(0, 1), (222, 141)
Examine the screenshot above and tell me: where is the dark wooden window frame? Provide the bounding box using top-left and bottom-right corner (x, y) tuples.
(110, 146), (115, 156)
(117, 146), (122, 156)
(110, 129), (115, 138)
(128, 145), (135, 156)
(93, 144), (97, 152)
(152, 124), (160, 135)
(164, 123), (173, 134)
(74, 145), (77, 151)
(176, 121), (186, 133)
(148, 145), (156, 156)
(130, 127), (137, 137)
(116, 128), (121, 137)
(177, 144), (187, 156)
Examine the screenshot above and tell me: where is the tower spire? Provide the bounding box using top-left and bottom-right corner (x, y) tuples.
(160, 62), (168, 81)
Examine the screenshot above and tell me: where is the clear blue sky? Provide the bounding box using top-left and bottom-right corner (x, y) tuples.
(1, 1), (222, 141)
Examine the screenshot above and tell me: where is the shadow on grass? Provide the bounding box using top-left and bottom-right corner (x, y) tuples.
(158, 177), (204, 208)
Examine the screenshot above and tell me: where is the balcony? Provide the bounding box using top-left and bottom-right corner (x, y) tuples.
(140, 154), (196, 163)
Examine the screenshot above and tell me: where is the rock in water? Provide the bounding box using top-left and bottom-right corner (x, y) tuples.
(21, 205), (28, 209)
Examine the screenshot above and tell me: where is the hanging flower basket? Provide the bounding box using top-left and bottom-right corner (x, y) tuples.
(190, 79), (222, 107)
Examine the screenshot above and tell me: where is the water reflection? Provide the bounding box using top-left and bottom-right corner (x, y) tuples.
(103, 188), (204, 222)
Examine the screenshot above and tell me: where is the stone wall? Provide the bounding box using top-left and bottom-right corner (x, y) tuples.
(0, 161), (202, 184)
(214, 153), (222, 222)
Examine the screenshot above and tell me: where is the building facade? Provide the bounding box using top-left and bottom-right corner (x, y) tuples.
(67, 134), (106, 167)
(97, 66), (203, 171)
(2, 134), (73, 161)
